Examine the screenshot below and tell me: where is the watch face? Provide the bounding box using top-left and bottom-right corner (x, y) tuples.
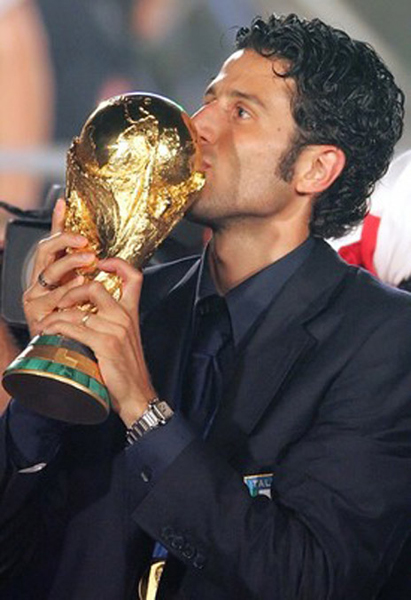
(153, 400), (174, 421)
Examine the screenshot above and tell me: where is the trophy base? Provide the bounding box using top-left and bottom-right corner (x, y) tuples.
(2, 334), (110, 424)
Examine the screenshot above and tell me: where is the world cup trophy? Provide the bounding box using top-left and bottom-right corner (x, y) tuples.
(2, 93), (205, 424)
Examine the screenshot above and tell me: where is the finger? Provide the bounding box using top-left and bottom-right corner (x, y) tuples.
(40, 311), (132, 361)
(50, 198), (66, 235)
(39, 306), (90, 331)
(98, 258), (143, 319)
(36, 231), (90, 267)
(41, 318), (96, 349)
(26, 272), (85, 304)
(24, 275), (85, 335)
(53, 281), (140, 356)
(56, 281), (126, 324)
(41, 307), (123, 336)
(52, 275), (140, 348)
(31, 232), (90, 288)
(76, 309), (140, 355)
(32, 252), (96, 297)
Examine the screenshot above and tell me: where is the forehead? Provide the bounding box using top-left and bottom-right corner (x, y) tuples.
(208, 49), (294, 103)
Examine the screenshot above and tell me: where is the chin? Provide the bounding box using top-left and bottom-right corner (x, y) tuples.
(185, 187), (227, 228)
(185, 207), (210, 226)
(186, 191), (209, 221)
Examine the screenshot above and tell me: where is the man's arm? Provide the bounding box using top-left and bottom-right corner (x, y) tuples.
(127, 309), (411, 600)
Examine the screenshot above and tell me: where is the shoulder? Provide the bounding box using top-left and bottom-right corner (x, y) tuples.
(317, 238), (411, 317)
(321, 259), (411, 356)
(344, 264), (411, 318)
(306, 240), (411, 345)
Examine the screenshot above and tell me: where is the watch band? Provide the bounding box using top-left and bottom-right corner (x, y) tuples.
(126, 398), (174, 445)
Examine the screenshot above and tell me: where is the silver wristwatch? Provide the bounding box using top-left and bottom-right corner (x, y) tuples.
(126, 398), (174, 445)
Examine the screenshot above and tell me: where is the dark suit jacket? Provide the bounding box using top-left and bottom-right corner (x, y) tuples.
(1, 239), (411, 599)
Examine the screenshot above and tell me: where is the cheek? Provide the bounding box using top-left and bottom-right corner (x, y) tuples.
(237, 151), (287, 201)
(237, 147), (274, 183)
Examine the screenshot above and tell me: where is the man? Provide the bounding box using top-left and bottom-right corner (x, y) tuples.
(1, 13), (411, 600)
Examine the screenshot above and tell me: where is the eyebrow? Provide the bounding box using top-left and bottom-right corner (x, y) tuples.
(204, 84), (268, 111)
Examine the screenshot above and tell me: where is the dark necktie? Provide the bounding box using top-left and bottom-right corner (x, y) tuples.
(181, 294), (233, 436)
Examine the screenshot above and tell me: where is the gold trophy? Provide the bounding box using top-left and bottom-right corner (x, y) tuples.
(2, 93), (205, 424)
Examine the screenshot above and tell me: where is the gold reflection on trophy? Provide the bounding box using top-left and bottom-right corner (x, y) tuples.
(65, 93), (205, 298)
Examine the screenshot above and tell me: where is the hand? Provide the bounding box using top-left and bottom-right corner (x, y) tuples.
(38, 256), (156, 427)
(23, 198), (96, 337)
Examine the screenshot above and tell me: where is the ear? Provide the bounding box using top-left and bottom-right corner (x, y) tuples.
(294, 145), (346, 195)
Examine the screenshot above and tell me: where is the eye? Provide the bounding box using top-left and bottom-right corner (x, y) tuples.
(235, 105), (251, 120)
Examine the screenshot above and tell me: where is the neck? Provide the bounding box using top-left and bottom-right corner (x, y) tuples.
(208, 217), (310, 294)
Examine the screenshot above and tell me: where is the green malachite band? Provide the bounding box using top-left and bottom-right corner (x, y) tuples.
(32, 334), (95, 360)
(5, 356), (110, 405)
(34, 334), (63, 347)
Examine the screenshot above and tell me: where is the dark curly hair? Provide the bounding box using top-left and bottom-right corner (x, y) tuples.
(235, 14), (405, 238)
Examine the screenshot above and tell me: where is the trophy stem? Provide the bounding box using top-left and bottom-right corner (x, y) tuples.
(2, 334), (110, 424)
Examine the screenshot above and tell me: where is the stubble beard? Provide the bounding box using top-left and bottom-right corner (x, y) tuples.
(187, 163), (246, 225)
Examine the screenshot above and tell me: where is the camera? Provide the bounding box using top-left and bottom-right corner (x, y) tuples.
(0, 185), (61, 328)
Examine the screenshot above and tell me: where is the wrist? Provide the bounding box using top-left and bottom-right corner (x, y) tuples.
(119, 401), (150, 428)
(125, 398), (174, 445)
(117, 386), (157, 427)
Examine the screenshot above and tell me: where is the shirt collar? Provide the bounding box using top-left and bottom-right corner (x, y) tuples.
(195, 237), (315, 347)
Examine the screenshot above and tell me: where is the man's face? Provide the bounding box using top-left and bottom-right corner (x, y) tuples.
(188, 49), (299, 228)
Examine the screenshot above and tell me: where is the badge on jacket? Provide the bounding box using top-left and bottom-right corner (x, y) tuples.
(243, 473), (273, 499)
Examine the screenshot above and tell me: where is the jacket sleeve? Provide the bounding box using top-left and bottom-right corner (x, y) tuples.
(129, 310), (411, 600)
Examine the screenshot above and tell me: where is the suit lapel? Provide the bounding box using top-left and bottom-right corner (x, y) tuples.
(141, 260), (200, 409)
(141, 241), (351, 459)
(209, 240), (350, 457)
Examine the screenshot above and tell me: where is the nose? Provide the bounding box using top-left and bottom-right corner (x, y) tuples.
(191, 102), (219, 145)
